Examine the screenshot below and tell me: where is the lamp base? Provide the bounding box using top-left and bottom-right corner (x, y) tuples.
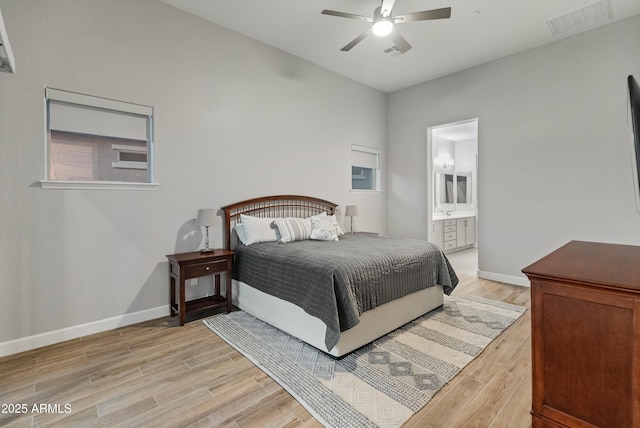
(200, 227), (214, 254)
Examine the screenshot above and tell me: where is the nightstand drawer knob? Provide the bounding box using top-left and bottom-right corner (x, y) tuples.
(205, 266), (210, 271)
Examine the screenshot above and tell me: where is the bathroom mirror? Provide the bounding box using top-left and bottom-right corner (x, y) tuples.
(434, 173), (454, 205)
(434, 172), (472, 207)
(456, 172), (472, 204)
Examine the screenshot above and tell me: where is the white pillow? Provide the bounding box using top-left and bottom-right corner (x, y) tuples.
(234, 223), (248, 245)
(314, 211), (344, 236)
(310, 214), (339, 242)
(272, 217), (312, 243)
(239, 214), (278, 245)
(329, 214), (345, 236)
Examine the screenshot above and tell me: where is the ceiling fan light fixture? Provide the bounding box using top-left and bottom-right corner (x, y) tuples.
(372, 19), (393, 36)
(322, 2), (451, 52)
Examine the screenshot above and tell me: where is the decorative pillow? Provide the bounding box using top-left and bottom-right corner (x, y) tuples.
(239, 214), (278, 245)
(310, 214), (339, 242)
(272, 217), (312, 243)
(329, 214), (345, 236)
(234, 223), (248, 245)
(313, 212), (344, 236)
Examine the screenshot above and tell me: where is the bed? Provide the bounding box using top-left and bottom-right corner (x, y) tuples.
(221, 195), (458, 357)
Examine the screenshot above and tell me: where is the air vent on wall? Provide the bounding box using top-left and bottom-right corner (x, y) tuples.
(547, 0), (611, 38)
(0, 8), (15, 73)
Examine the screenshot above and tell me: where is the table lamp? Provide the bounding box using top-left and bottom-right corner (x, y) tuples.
(196, 209), (216, 253)
(344, 205), (359, 233)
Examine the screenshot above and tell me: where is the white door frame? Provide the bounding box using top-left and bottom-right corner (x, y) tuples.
(426, 118), (479, 244)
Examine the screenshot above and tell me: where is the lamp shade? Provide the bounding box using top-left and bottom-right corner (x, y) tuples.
(345, 205), (359, 217)
(196, 209), (216, 227)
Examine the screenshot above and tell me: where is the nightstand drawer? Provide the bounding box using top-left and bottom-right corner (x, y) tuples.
(185, 260), (228, 279)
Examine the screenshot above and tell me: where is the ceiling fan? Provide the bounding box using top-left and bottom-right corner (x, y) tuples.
(321, 0), (451, 54)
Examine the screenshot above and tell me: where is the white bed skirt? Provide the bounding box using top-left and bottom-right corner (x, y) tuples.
(231, 280), (444, 357)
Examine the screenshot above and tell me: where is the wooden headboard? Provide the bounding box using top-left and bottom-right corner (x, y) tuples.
(221, 195), (338, 249)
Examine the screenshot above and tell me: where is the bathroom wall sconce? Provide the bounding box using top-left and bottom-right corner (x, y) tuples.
(435, 157), (454, 169)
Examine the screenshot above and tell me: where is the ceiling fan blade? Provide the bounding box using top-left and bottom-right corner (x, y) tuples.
(321, 9), (373, 23)
(380, 0), (396, 17)
(341, 27), (373, 51)
(393, 7), (451, 23)
(389, 28), (412, 53)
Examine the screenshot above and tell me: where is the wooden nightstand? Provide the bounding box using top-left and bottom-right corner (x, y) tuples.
(166, 249), (234, 326)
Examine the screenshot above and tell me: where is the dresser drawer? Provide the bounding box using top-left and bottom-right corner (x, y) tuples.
(185, 260), (228, 279)
(444, 232), (457, 241)
(444, 240), (457, 250)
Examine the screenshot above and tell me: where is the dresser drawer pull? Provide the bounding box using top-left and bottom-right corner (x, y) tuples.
(205, 266), (210, 271)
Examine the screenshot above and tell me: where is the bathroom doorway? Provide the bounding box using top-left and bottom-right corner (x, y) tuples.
(426, 119), (478, 275)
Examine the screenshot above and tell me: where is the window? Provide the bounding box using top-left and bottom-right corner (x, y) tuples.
(41, 88), (157, 190)
(351, 145), (381, 191)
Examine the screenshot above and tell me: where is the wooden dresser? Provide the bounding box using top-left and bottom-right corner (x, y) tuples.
(523, 240), (640, 428)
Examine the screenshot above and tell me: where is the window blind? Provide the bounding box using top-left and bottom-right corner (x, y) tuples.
(46, 88), (151, 141)
(352, 147), (379, 169)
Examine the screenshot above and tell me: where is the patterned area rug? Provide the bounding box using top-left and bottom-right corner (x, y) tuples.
(203, 295), (526, 428)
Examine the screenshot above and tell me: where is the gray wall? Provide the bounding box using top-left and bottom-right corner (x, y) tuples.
(388, 15), (640, 284)
(2, 0), (639, 354)
(0, 0), (387, 351)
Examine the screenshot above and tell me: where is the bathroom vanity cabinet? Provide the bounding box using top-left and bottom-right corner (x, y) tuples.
(431, 215), (475, 252)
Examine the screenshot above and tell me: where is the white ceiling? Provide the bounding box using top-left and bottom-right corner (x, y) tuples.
(160, 0), (640, 93)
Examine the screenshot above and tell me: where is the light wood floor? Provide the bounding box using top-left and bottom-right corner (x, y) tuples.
(0, 274), (531, 428)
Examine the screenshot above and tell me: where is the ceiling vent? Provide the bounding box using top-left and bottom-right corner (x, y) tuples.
(547, 0), (611, 38)
(0, 8), (15, 74)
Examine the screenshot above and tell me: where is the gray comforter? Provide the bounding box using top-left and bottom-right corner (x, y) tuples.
(234, 233), (458, 350)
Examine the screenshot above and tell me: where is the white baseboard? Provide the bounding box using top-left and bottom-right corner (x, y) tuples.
(0, 270), (528, 358)
(0, 305), (170, 358)
(478, 271), (530, 287)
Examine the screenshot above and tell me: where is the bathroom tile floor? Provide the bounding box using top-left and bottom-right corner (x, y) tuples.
(446, 247), (478, 277)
